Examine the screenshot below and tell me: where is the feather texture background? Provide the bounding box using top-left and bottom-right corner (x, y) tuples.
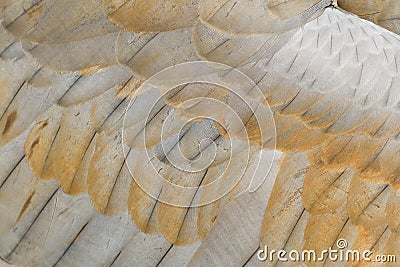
(1, 0), (400, 266)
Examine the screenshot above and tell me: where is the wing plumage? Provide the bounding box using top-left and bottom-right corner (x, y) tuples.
(2, 0), (400, 266)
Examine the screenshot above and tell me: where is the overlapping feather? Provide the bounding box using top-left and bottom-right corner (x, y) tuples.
(1, 0), (400, 266)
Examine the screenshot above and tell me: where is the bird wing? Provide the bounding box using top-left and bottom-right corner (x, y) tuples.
(2, 0), (400, 266)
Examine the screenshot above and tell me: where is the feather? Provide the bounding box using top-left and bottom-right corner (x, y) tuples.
(189, 153), (281, 266)
(260, 153), (309, 265)
(0, 190), (94, 266)
(102, 0), (200, 33)
(3, 0), (120, 44)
